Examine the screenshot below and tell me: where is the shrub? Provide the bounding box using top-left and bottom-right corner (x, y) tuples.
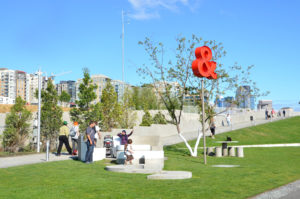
(2, 97), (32, 153)
(153, 111), (167, 124)
(140, 110), (153, 126)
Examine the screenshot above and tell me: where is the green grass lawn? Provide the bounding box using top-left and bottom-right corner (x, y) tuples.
(175, 116), (300, 149)
(0, 117), (299, 199)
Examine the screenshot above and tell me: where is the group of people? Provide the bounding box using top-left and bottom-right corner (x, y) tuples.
(56, 120), (134, 165)
(265, 109), (284, 120)
(56, 121), (101, 163)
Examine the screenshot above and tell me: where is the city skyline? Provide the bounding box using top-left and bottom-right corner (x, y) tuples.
(0, 0), (299, 107)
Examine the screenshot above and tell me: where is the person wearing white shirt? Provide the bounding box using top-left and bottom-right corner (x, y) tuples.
(226, 114), (231, 126)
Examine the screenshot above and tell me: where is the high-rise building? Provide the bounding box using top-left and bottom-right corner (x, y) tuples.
(217, 96), (235, 108)
(153, 81), (180, 97)
(0, 69), (33, 104)
(15, 71), (29, 102)
(236, 85), (255, 109)
(76, 74), (129, 104)
(0, 68), (16, 102)
(28, 73), (39, 104)
(56, 80), (76, 103)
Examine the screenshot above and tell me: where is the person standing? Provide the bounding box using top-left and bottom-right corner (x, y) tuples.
(271, 109), (275, 118)
(93, 121), (101, 148)
(209, 119), (216, 139)
(57, 121), (72, 156)
(283, 110), (286, 117)
(70, 121), (80, 155)
(85, 121), (96, 164)
(226, 114), (231, 126)
(118, 129), (133, 145)
(265, 109), (269, 120)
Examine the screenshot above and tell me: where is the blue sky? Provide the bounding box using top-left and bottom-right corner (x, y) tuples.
(0, 0), (299, 107)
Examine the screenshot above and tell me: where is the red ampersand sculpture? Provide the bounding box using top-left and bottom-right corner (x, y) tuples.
(191, 46), (217, 79)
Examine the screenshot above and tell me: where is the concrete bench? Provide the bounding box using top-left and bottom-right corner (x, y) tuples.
(113, 136), (164, 170)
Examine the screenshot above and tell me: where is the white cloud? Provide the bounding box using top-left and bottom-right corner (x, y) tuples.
(128, 0), (200, 20)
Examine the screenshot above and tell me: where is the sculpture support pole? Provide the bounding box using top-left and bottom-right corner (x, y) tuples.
(202, 78), (207, 165)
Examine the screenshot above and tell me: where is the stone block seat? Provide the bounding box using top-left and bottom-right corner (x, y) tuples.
(113, 135), (164, 170)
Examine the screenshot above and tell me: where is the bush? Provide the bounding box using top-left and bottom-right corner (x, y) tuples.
(153, 111), (167, 124)
(140, 110), (153, 126)
(2, 97), (32, 153)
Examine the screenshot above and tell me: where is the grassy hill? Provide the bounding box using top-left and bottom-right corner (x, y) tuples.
(174, 116), (300, 149)
(0, 117), (299, 199)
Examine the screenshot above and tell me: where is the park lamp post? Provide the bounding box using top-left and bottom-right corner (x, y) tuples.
(121, 9), (130, 99)
(37, 69), (42, 153)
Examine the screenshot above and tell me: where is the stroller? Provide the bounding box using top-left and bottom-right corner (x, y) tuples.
(103, 135), (114, 157)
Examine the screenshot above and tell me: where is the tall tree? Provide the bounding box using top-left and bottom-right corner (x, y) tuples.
(59, 90), (71, 107)
(100, 80), (121, 131)
(138, 35), (268, 157)
(140, 85), (159, 110)
(119, 87), (137, 128)
(132, 86), (141, 110)
(2, 97), (32, 152)
(40, 80), (63, 148)
(70, 68), (101, 133)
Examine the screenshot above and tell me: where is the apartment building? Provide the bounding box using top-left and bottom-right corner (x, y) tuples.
(56, 80), (76, 102)
(76, 74), (129, 104)
(15, 70), (30, 102)
(0, 68), (16, 103)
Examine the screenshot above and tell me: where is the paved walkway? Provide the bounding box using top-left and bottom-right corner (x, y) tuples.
(0, 153), (72, 169)
(177, 143), (300, 150)
(251, 180), (300, 199)
(0, 117), (292, 169)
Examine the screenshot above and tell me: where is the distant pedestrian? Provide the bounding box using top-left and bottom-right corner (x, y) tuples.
(93, 121), (101, 147)
(283, 110), (286, 117)
(209, 119), (216, 139)
(265, 109), (269, 120)
(70, 121), (80, 155)
(85, 121), (96, 164)
(226, 114), (231, 126)
(57, 121), (72, 156)
(118, 129), (133, 145)
(271, 109), (275, 118)
(278, 111), (281, 117)
(124, 139), (134, 165)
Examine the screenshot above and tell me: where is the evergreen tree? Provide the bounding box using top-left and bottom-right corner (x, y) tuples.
(132, 86), (141, 110)
(40, 80), (63, 148)
(2, 97), (32, 152)
(140, 85), (159, 110)
(59, 90), (71, 107)
(153, 111), (167, 124)
(70, 68), (100, 133)
(119, 88), (137, 128)
(140, 109), (153, 126)
(100, 80), (121, 131)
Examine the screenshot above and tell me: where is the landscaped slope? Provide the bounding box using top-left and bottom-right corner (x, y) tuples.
(0, 117), (299, 199)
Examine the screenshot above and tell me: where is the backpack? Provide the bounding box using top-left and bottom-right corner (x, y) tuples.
(69, 126), (76, 137)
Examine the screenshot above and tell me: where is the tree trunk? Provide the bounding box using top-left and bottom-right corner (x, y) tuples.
(176, 124), (202, 157)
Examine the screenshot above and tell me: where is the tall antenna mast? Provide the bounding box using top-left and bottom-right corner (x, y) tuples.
(122, 9), (125, 83)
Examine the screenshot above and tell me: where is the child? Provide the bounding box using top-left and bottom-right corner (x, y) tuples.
(124, 139), (134, 165)
(118, 129), (133, 145)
